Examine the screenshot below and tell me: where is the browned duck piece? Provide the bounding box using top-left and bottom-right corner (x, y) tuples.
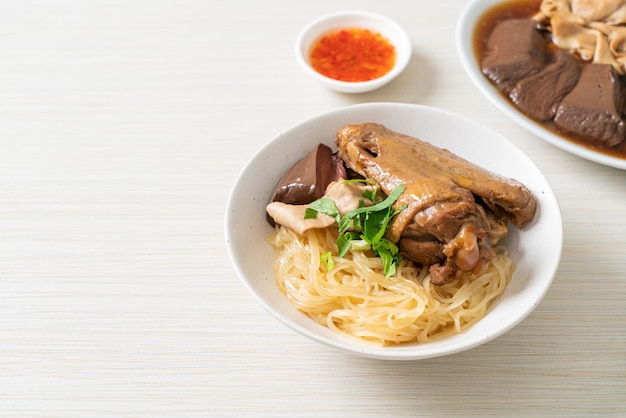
(335, 123), (537, 285)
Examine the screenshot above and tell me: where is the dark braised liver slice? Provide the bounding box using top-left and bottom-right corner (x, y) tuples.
(554, 64), (626, 147)
(481, 18), (548, 94)
(269, 143), (346, 206)
(509, 50), (581, 121)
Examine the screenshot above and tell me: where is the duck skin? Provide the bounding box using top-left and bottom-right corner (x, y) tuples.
(335, 123), (537, 285)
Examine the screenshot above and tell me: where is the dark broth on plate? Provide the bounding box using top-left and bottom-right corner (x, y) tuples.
(473, 0), (626, 160)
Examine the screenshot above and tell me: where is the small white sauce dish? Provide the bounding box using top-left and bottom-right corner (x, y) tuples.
(295, 11), (412, 94)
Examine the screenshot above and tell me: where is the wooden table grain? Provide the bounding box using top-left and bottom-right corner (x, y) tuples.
(1, 0), (624, 416)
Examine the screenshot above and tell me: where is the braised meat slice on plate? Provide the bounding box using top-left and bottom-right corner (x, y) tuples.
(335, 123), (537, 285)
(481, 18), (548, 95)
(554, 63), (626, 147)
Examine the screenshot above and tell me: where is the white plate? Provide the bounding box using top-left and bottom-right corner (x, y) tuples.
(456, 0), (626, 170)
(225, 102), (562, 360)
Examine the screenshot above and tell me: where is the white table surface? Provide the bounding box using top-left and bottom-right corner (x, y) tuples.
(1, 0), (625, 416)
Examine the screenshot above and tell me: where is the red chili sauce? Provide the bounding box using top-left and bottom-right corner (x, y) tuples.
(474, 0), (626, 159)
(309, 28), (396, 82)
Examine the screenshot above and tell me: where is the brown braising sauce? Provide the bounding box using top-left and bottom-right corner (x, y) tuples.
(472, 0), (626, 159)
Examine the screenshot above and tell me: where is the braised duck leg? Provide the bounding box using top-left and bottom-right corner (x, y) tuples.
(335, 123), (536, 284)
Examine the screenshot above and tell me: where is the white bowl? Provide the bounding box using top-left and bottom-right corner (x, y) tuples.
(225, 103), (563, 361)
(295, 11), (412, 93)
(456, 0), (626, 170)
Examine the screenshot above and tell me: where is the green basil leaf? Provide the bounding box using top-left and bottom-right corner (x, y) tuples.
(336, 234), (352, 257)
(338, 215), (353, 235)
(304, 181), (405, 278)
(304, 207), (318, 219)
(343, 184), (404, 220)
(306, 197), (340, 222)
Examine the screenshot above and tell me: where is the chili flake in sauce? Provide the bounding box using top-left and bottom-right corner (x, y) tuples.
(309, 28), (396, 82)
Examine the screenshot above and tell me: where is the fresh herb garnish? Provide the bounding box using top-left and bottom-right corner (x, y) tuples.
(307, 180), (406, 277)
(320, 251), (334, 271)
(305, 198), (340, 222)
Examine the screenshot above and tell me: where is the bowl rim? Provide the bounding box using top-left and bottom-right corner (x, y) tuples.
(225, 102), (563, 361)
(294, 10), (412, 93)
(455, 0), (626, 170)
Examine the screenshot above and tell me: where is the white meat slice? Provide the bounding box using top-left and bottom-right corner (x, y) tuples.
(266, 181), (375, 235)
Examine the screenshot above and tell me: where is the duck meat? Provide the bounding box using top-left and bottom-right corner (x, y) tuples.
(335, 123), (537, 285)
